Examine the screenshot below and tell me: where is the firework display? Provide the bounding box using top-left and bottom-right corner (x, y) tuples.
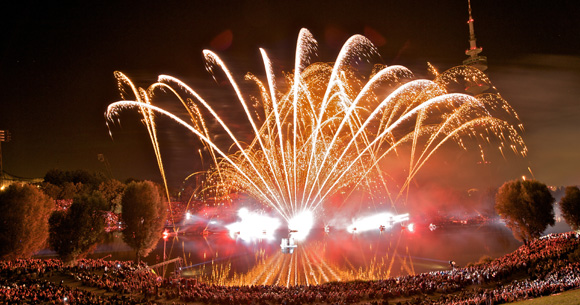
(107, 28), (525, 230)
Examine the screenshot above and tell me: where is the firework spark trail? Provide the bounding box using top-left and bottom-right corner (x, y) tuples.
(260, 48), (294, 215)
(154, 74), (291, 220)
(390, 93), (493, 192)
(320, 255), (341, 282)
(301, 65), (412, 209)
(300, 249), (311, 286)
(107, 101), (284, 217)
(260, 256), (277, 285)
(341, 90), (520, 208)
(295, 250), (299, 285)
(203, 50), (292, 220)
(247, 251), (280, 286)
(274, 255), (288, 286)
(302, 34), (374, 210)
(307, 245), (341, 282)
(110, 72), (177, 225)
(302, 66), (413, 211)
(286, 251), (294, 287)
(400, 118), (521, 196)
(108, 28), (527, 229)
(385, 232), (404, 279)
(310, 250), (330, 283)
(152, 78), (226, 199)
(301, 246), (318, 285)
(311, 83), (421, 208)
(311, 93), (478, 210)
(406, 246), (415, 275)
(147, 82), (221, 203)
(293, 29), (317, 218)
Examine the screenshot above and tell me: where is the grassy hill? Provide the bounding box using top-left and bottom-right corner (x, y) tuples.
(510, 288), (580, 305)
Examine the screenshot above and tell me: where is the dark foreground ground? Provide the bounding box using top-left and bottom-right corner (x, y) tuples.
(2, 232), (580, 304)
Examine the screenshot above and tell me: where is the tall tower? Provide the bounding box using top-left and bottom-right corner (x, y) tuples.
(462, 0), (487, 71)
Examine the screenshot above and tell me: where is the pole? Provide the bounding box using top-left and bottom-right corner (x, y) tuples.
(0, 141), (3, 189)
(0, 130), (10, 189)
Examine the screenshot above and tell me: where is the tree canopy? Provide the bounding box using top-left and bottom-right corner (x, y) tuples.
(41, 181), (84, 201)
(98, 179), (125, 213)
(44, 169), (106, 189)
(495, 179), (555, 245)
(121, 181), (167, 262)
(48, 192), (108, 263)
(0, 184), (55, 259)
(560, 186), (580, 230)
(41, 169), (109, 202)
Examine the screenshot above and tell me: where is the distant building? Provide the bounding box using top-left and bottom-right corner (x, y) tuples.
(463, 0), (487, 72)
(462, 0), (490, 95)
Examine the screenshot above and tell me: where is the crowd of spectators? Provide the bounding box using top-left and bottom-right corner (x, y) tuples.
(53, 199), (73, 212)
(1, 232), (579, 304)
(104, 211), (122, 232)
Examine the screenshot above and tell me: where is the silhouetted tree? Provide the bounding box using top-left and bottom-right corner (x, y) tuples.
(560, 186), (580, 230)
(98, 179), (125, 213)
(121, 181), (167, 262)
(0, 184), (55, 259)
(44, 169), (69, 186)
(48, 192), (107, 263)
(124, 178), (142, 184)
(44, 169), (106, 191)
(41, 182), (61, 200)
(41, 181), (85, 201)
(69, 169), (106, 189)
(495, 179), (555, 245)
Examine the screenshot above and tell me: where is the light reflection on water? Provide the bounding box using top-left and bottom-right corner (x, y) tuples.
(87, 222), (537, 285)
(36, 220), (570, 286)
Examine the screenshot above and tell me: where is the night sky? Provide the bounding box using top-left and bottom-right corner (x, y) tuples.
(1, 0), (579, 189)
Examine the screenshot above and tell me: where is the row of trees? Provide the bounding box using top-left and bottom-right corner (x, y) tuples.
(0, 169), (167, 263)
(42, 169), (126, 213)
(495, 179), (580, 245)
(1, 168), (579, 263)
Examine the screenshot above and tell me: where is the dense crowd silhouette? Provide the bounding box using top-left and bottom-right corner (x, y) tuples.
(1, 232), (579, 304)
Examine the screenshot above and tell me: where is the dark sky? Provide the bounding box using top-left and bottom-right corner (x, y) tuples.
(1, 0), (579, 188)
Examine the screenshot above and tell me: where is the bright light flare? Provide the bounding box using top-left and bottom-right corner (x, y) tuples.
(226, 208), (281, 242)
(347, 212), (409, 233)
(288, 209), (314, 241)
